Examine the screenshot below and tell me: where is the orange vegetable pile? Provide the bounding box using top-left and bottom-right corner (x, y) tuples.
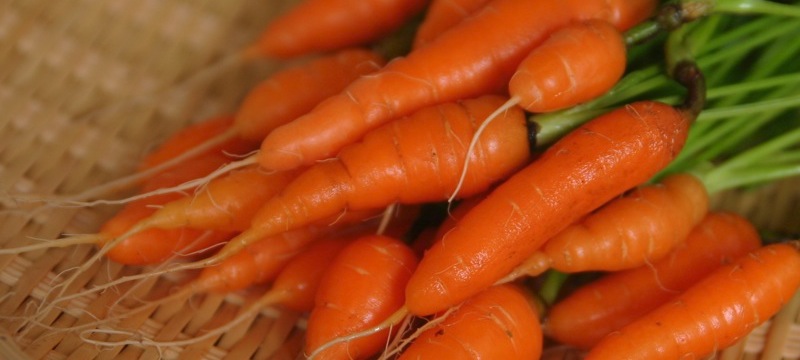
(5, 0), (800, 359)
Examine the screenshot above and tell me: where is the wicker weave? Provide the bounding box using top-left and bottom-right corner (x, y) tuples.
(0, 0), (798, 359)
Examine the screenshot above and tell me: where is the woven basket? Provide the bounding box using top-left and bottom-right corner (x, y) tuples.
(0, 1), (798, 359)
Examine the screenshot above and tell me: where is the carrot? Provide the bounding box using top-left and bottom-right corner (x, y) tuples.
(501, 173), (709, 280)
(507, 19), (628, 113)
(256, 0), (657, 171)
(209, 94), (531, 264)
(305, 234), (418, 360)
(396, 283), (543, 360)
(584, 241), (800, 359)
(412, 0), (492, 49)
(405, 98), (693, 316)
(244, 0), (428, 60)
(545, 211), (763, 349)
(234, 48), (387, 142)
(100, 198), (236, 266)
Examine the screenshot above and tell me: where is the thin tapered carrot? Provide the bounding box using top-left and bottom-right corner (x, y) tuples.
(405, 100), (693, 316)
(411, 0), (492, 49)
(244, 0), (428, 60)
(502, 173), (709, 279)
(584, 241), (800, 360)
(234, 48), (386, 142)
(545, 211), (763, 349)
(256, 0), (657, 171)
(305, 234), (418, 360)
(207, 94), (531, 264)
(100, 198), (236, 266)
(396, 283), (542, 360)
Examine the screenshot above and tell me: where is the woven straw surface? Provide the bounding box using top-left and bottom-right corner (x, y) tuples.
(0, 0), (798, 359)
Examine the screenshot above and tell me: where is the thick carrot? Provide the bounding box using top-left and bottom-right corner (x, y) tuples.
(305, 234), (418, 360)
(397, 283), (542, 360)
(405, 99), (692, 316)
(412, 0), (492, 49)
(244, 0), (428, 59)
(257, 0), (657, 171)
(584, 241), (800, 359)
(545, 211), (763, 349)
(503, 173), (709, 279)
(211, 94), (531, 262)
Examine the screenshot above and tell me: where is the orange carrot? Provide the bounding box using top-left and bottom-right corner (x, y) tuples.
(584, 241), (800, 359)
(234, 48), (386, 142)
(397, 283), (543, 360)
(405, 99), (692, 316)
(545, 211), (763, 349)
(508, 19), (628, 113)
(412, 0), (492, 49)
(137, 115), (255, 171)
(257, 0), (657, 171)
(244, 0), (428, 60)
(211, 94), (530, 262)
(305, 234), (418, 359)
(95, 151), (246, 265)
(503, 173), (709, 279)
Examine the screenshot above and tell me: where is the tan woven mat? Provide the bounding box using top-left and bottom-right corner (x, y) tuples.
(0, 0), (798, 359)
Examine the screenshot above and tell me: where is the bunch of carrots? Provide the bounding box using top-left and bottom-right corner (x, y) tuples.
(4, 0), (800, 358)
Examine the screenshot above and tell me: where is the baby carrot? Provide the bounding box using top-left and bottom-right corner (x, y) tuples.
(503, 173), (709, 279)
(584, 241), (800, 359)
(209, 94), (531, 262)
(405, 99), (692, 316)
(545, 211), (763, 349)
(508, 19), (628, 113)
(397, 283), (542, 360)
(305, 234), (418, 360)
(257, 0), (656, 171)
(245, 0), (428, 60)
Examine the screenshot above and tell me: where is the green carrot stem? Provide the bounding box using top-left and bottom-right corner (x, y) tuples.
(712, 0), (800, 17)
(697, 95), (800, 122)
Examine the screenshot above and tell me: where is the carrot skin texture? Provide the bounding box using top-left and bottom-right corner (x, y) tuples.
(235, 48), (386, 141)
(257, 0), (657, 171)
(535, 173), (710, 274)
(405, 101), (690, 316)
(248, 0), (428, 59)
(510, 19), (627, 113)
(305, 235), (419, 359)
(546, 212), (762, 349)
(585, 241), (800, 359)
(242, 95), (529, 243)
(398, 283), (542, 359)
